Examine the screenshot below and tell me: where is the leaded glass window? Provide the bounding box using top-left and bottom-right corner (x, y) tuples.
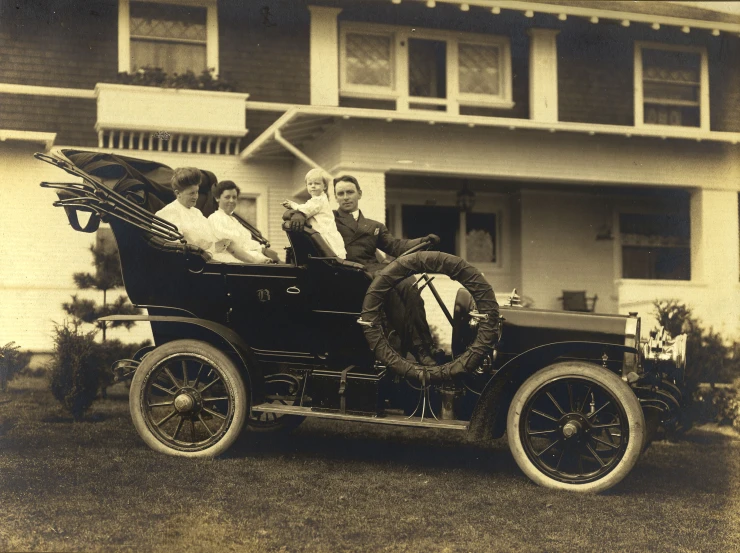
(345, 33), (393, 89)
(458, 43), (501, 97)
(130, 2), (207, 75)
(639, 45), (704, 128)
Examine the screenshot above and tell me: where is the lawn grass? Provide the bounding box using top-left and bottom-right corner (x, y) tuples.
(1, 374), (739, 553)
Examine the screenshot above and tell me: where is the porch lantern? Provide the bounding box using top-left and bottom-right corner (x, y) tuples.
(456, 181), (476, 213)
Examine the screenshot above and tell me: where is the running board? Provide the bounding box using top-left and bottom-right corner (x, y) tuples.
(251, 403), (469, 430)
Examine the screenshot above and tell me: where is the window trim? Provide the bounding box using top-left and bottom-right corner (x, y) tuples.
(615, 206), (692, 282)
(386, 188), (509, 272)
(339, 22), (514, 114)
(634, 41), (709, 131)
(118, 0), (219, 76)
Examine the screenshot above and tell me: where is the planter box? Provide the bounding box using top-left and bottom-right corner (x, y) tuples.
(95, 83), (249, 138)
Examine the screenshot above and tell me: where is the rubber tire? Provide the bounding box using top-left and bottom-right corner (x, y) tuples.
(130, 339), (248, 458)
(507, 361), (645, 493)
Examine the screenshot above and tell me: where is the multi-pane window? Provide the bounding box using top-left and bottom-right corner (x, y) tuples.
(340, 24), (513, 113)
(129, 1), (208, 75)
(344, 32), (394, 89)
(458, 43), (501, 97)
(635, 43), (708, 130)
(620, 213), (690, 280)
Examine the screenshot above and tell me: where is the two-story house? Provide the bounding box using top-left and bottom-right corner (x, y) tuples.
(1, 0), (739, 351)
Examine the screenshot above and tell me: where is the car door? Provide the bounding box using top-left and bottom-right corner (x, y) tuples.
(224, 264), (315, 361)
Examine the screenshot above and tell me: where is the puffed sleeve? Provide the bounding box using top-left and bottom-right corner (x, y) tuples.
(209, 211), (243, 242)
(296, 195), (327, 218)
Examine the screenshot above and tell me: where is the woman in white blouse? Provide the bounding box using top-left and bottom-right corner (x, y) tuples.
(208, 181), (273, 264)
(155, 167), (227, 259)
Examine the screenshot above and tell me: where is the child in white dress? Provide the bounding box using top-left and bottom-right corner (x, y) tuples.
(282, 168), (347, 259)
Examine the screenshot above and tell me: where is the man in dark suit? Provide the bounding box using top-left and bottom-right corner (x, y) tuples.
(289, 174), (439, 365)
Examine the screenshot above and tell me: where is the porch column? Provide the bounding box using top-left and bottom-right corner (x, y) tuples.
(308, 6), (342, 107)
(527, 29), (560, 122)
(332, 169), (386, 222)
(690, 188), (740, 336)
(690, 189), (739, 285)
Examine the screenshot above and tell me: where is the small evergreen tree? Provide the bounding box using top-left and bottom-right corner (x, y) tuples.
(63, 234), (140, 341)
(49, 323), (101, 421)
(58, 233), (147, 402)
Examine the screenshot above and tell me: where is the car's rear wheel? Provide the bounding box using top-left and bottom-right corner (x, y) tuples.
(130, 339), (248, 458)
(507, 361), (645, 493)
(247, 373), (305, 433)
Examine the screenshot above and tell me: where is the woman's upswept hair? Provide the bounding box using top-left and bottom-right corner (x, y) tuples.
(171, 167), (202, 193)
(333, 175), (361, 194)
(305, 168), (332, 196)
(214, 180), (240, 198)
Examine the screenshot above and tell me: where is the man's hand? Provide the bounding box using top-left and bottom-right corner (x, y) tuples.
(425, 234), (441, 246)
(289, 211), (307, 232)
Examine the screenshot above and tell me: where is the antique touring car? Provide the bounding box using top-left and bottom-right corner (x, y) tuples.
(38, 150), (688, 493)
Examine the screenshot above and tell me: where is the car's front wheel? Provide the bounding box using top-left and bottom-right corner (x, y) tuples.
(507, 362), (645, 493)
(130, 339), (248, 458)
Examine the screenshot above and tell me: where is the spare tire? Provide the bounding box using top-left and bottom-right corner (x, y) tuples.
(360, 251), (499, 382)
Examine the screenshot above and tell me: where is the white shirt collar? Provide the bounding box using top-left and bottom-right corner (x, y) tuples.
(351, 210), (360, 220)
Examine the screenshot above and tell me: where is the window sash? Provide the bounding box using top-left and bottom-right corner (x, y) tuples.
(339, 23), (512, 110)
(118, 0), (217, 75)
(634, 41), (709, 131)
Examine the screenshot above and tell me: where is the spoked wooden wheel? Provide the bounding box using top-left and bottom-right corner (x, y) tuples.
(247, 373), (305, 433)
(130, 340), (247, 457)
(507, 362), (644, 493)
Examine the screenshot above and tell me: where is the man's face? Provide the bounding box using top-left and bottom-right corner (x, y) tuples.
(335, 180), (361, 214)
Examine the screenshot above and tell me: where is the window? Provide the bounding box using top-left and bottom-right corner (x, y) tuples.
(234, 196), (257, 227)
(397, 204), (502, 267)
(119, 0), (218, 75)
(344, 32), (394, 91)
(339, 23), (513, 114)
(620, 213), (690, 280)
(635, 42), (708, 130)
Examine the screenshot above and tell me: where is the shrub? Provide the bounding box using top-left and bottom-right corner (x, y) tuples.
(0, 342), (32, 392)
(49, 323), (105, 421)
(691, 385), (740, 433)
(653, 301), (740, 434)
(653, 300), (740, 389)
(112, 67), (235, 91)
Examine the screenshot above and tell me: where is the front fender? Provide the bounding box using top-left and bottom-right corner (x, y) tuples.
(98, 314), (263, 401)
(469, 341), (638, 440)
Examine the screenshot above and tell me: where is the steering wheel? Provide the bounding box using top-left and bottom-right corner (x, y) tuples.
(398, 239), (433, 258)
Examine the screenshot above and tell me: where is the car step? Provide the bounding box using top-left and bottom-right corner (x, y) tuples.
(251, 403), (469, 430)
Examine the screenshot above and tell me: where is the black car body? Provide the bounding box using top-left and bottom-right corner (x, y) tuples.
(37, 149), (688, 493)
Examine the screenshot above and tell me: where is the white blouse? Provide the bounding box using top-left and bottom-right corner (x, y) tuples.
(208, 209), (268, 264)
(295, 195), (347, 259)
(155, 200), (217, 253)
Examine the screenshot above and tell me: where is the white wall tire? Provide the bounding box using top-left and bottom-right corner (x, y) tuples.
(507, 362), (645, 493)
(130, 339), (248, 458)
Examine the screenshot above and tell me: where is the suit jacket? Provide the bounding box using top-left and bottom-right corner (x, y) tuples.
(334, 210), (422, 274)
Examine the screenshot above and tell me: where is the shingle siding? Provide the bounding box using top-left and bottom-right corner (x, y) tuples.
(557, 28), (635, 126)
(0, 95), (98, 146)
(0, 0), (118, 89)
(218, 1), (310, 103)
(710, 36), (740, 133)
